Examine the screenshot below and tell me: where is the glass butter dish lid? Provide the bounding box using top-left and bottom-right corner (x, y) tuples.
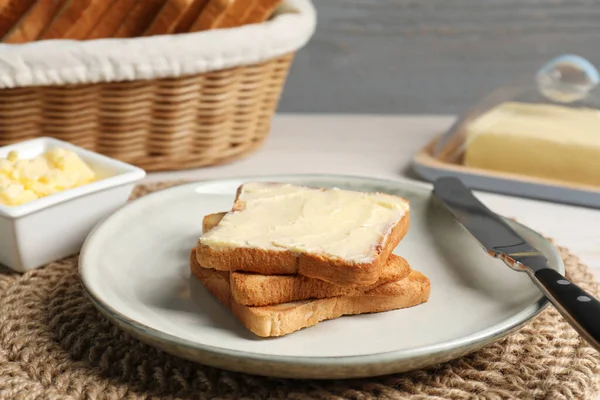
(431, 54), (600, 190)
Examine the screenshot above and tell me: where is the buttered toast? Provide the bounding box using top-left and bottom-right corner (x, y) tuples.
(203, 212), (411, 306)
(196, 182), (410, 286)
(190, 250), (430, 337)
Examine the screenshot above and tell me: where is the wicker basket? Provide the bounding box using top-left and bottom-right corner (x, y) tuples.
(0, 1), (315, 172)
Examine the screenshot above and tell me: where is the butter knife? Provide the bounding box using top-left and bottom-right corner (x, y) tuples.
(433, 176), (600, 351)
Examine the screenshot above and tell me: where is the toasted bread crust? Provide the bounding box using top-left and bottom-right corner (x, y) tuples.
(144, 0), (195, 36)
(40, 0), (94, 39)
(85, 0), (138, 39)
(189, 0), (233, 31)
(173, 0), (209, 33)
(215, 0), (253, 28)
(230, 254), (411, 306)
(192, 261), (232, 306)
(241, 0), (281, 24)
(196, 243), (298, 274)
(113, 0), (167, 38)
(190, 250), (430, 337)
(61, 0), (113, 39)
(0, 0), (37, 39)
(196, 210), (410, 286)
(202, 212), (225, 233)
(365, 270), (430, 297)
(3, 0), (63, 43)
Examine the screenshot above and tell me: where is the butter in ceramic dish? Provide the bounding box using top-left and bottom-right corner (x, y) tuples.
(462, 101), (600, 187)
(0, 147), (96, 206)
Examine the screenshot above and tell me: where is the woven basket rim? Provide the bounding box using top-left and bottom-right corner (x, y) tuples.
(0, 54), (295, 172)
(0, 0), (316, 90)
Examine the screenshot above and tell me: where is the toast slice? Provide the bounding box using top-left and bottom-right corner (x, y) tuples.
(173, 0), (208, 33)
(60, 0), (113, 39)
(3, 0), (64, 43)
(113, 0), (167, 38)
(197, 182), (410, 286)
(202, 213), (411, 306)
(0, 0), (37, 39)
(215, 0), (254, 29)
(240, 0), (282, 25)
(143, 0), (196, 36)
(188, 0), (234, 32)
(85, 0), (138, 39)
(40, 0), (94, 39)
(190, 250), (430, 337)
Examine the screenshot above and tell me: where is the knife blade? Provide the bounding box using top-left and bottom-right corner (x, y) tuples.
(433, 176), (600, 351)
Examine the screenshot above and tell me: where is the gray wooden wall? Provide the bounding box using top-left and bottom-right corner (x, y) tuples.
(277, 0), (600, 115)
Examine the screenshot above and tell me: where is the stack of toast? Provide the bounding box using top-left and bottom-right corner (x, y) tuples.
(0, 0), (283, 43)
(191, 182), (431, 337)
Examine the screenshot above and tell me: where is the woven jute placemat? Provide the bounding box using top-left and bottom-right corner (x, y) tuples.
(1, 182), (600, 400)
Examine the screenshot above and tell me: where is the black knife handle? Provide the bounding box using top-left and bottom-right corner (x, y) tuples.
(533, 268), (600, 349)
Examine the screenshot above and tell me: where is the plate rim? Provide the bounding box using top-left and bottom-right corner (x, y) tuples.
(79, 173), (562, 370)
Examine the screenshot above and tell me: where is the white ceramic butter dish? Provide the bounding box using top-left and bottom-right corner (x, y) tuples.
(0, 137), (145, 272)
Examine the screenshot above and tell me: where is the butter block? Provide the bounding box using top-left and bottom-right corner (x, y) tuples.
(463, 101), (600, 187)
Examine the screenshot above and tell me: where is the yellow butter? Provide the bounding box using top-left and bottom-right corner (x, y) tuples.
(199, 182), (409, 262)
(0, 147), (96, 206)
(463, 101), (600, 187)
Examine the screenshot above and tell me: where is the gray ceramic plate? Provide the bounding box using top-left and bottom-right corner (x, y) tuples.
(79, 175), (563, 379)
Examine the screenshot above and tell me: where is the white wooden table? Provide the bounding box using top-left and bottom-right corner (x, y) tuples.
(145, 114), (600, 282)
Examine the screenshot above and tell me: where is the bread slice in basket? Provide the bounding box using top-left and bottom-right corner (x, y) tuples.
(190, 249), (430, 337)
(2, 0), (63, 43)
(196, 182), (410, 286)
(173, 0), (209, 33)
(240, 0), (282, 25)
(113, 0), (167, 38)
(215, 0), (257, 29)
(60, 0), (113, 39)
(202, 213), (411, 306)
(189, 0), (234, 31)
(40, 0), (98, 39)
(85, 0), (138, 39)
(144, 0), (197, 36)
(0, 0), (37, 39)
